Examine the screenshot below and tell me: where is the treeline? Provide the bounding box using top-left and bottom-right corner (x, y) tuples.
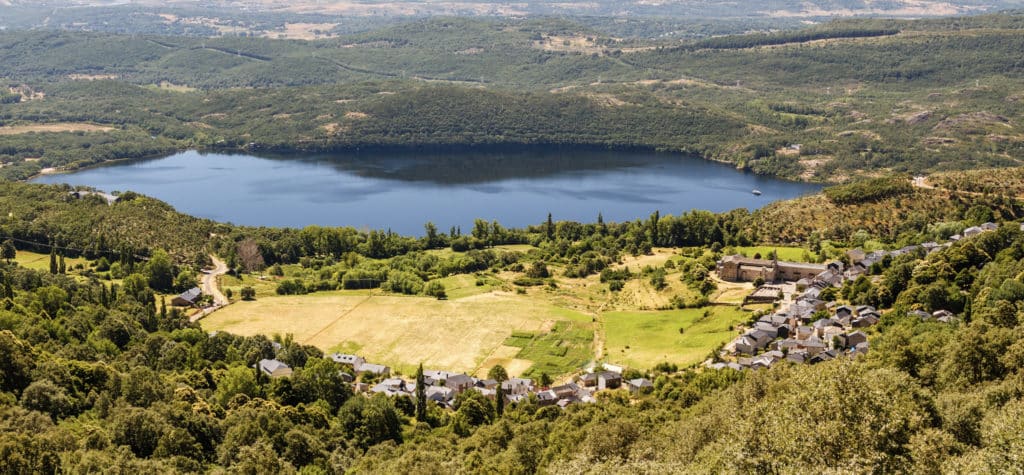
(681, 27), (899, 51)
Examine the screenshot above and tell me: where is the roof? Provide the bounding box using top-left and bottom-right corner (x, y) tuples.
(175, 287), (202, 303)
(358, 363), (389, 374)
(445, 373), (474, 387)
(628, 378), (653, 388)
(329, 353), (363, 365)
(258, 359), (291, 374)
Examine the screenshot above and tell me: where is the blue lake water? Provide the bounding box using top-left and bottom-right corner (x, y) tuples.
(32, 149), (821, 234)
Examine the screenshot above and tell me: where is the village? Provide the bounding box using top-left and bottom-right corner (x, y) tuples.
(177, 221), (1010, 410)
(709, 221), (1005, 371)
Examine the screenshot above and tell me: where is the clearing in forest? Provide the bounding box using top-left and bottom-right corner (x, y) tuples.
(0, 123), (114, 135)
(201, 290), (593, 377)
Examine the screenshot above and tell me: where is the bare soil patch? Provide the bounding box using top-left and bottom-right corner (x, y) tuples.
(0, 123), (114, 135)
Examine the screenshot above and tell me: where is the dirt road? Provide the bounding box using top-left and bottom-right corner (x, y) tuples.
(191, 255), (229, 322)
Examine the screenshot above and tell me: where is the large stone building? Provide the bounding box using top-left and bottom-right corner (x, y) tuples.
(717, 255), (828, 283)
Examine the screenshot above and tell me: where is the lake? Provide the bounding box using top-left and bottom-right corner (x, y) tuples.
(32, 149), (821, 235)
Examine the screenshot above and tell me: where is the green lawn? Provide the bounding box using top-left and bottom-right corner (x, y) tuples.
(603, 306), (751, 369)
(731, 246), (815, 262)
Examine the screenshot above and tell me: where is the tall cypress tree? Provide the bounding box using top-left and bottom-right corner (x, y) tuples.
(415, 363), (427, 422)
(49, 246), (57, 275)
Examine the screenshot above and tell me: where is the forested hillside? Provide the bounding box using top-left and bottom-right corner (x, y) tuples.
(2, 14), (1024, 182)
(2, 178), (1024, 472)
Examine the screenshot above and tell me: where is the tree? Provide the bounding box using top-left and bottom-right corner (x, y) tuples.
(423, 280), (446, 299)
(237, 238), (265, 273)
(20, 379), (72, 421)
(36, 286), (67, 317)
(415, 364), (427, 422)
(487, 365), (508, 383)
(1, 239), (15, 262)
(49, 246), (57, 275)
(214, 366), (261, 407)
(240, 286), (256, 301)
(173, 270), (198, 292)
(145, 249), (175, 292)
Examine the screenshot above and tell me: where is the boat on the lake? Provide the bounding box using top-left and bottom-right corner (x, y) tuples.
(752, 189), (762, 196)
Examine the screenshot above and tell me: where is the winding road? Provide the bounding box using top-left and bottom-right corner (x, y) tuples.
(190, 255), (229, 322)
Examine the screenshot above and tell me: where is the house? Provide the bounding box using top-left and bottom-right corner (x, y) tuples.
(852, 313), (880, 327)
(809, 350), (837, 364)
(731, 335), (757, 355)
(426, 386), (454, 405)
(799, 337), (827, 356)
(257, 359), (293, 378)
(330, 353), (366, 368)
(580, 373), (598, 387)
(445, 373), (475, 393)
(172, 287), (202, 307)
(602, 363), (625, 374)
(597, 372), (622, 390)
(423, 370), (455, 385)
(537, 390), (559, 406)
(358, 363), (390, 377)
(981, 222), (998, 231)
(372, 378), (408, 395)
(835, 306), (854, 319)
(908, 309), (931, 320)
(845, 331), (868, 348)
(855, 305), (876, 316)
(552, 383), (582, 400)
(786, 351), (808, 364)
(847, 249), (867, 263)
(754, 322), (779, 338)
(795, 326), (815, 340)
(472, 386), (497, 399)
(933, 310), (956, 323)
(475, 379), (498, 390)
(963, 226), (983, 237)
(627, 378), (654, 395)
(502, 378), (534, 396)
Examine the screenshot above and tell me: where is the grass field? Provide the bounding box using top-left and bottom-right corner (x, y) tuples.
(202, 290), (592, 377)
(730, 246), (815, 262)
(14, 250), (89, 272)
(603, 306), (751, 369)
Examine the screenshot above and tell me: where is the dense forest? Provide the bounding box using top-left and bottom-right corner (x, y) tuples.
(2, 178), (1024, 472)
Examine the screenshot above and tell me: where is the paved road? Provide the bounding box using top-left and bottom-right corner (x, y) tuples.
(191, 255), (229, 323)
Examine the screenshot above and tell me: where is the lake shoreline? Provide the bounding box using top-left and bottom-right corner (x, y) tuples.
(21, 141), (822, 185)
(31, 149), (822, 234)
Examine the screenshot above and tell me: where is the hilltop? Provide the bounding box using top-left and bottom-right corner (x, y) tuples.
(0, 14), (1023, 181)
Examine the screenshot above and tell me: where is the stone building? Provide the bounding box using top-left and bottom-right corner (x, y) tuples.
(717, 255), (827, 283)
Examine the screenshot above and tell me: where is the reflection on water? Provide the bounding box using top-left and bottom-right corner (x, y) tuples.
(32, 149), (821, 234)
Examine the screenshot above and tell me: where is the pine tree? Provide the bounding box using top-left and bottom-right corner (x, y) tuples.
(58, 254), (66, 274)
(546, 212), (554, 240)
